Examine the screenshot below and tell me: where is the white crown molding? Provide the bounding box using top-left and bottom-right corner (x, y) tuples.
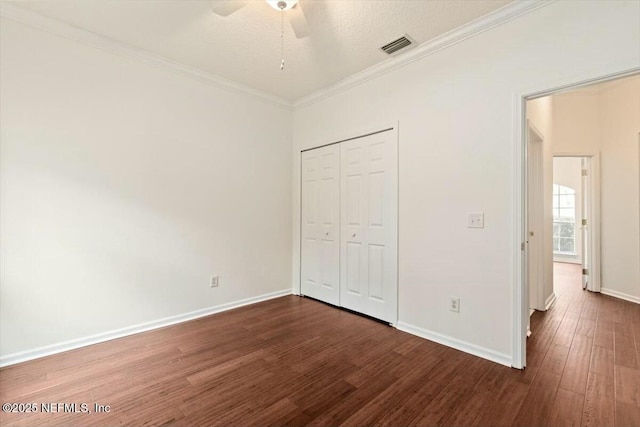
(0, 289), (292, 367)
(293, 0), (556, 109)
(0, 3), (293, 110)
(0, 1), (555, 111)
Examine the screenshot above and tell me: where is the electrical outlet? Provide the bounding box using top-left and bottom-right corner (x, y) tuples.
(210, 275), (219, 288)
(468, 212), (484, 228)
(450, 297), (460, 313)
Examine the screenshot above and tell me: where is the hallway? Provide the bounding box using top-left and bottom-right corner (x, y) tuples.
(522, 262), (640, 426)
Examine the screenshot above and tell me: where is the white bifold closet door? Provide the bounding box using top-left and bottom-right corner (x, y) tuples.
(300, 128), (397, 324)
(340, 131), (397, 323)
(301, 144), (340, 306)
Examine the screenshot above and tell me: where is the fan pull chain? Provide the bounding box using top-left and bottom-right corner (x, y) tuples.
(280, 8), (285, 70)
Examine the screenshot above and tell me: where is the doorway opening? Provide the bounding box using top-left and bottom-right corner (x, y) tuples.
(515, 69), (640, 369)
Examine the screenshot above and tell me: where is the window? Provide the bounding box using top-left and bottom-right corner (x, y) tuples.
(552, 184), (576, 254)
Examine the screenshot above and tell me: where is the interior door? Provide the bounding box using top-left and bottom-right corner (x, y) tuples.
(527, 124), (544, 312)
(301, 145), (340, 305)
(340, 130), (398, 323)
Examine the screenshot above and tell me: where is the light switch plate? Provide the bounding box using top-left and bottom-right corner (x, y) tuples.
(468, 213), (484, 228)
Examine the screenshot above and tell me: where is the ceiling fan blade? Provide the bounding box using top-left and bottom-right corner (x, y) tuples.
(288, 2), (310, 39)
(212, 0), (247, 17)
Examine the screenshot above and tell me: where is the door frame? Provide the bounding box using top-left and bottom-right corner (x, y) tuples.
(512, 66), (639, 369)
(297, 121), (400, 326)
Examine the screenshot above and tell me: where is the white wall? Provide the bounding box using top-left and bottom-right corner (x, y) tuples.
(292, 0), (640, 361)
(553, 93), (601, 153)
(599, 77), (640, 300)
(0, 18), (292, 359)
(553, 157), (583, 263)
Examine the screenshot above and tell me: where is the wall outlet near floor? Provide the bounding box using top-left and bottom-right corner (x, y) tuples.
(468, 212), (484, 228)
(210, 275), (219, 288)
(449, 297), (460, 313)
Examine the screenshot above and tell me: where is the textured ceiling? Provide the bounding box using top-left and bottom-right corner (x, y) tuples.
(6, 0), (513, 102)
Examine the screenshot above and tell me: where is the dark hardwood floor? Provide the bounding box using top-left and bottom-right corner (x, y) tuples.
(1, 263), (639, 426)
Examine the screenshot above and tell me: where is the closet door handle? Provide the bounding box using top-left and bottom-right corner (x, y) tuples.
(325, 232), (329, 236)
(352, 233), (356, 238)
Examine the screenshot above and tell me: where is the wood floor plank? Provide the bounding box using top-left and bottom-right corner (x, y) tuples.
(591, 346), (615, 377)
(337, 358), (441, 426)
(576, 318), (596, 338)
(517, 348), (543, 384)
(614, 323), (639, 370)
(615, 401), (640, 427)
(615, 365), (640, 408)
(528, 317), (563, 355)
(554, 314), (580, 348)
(513, 370), (561, 426)
(372, 379), (448, 427)
(408, 375), (477, 426)
(441, 365), (513, 427)
(542, 344), (570, 376)
(547, 388), (585, 427)
(582, 371), (615, 427)
(594, 317), (615, 350)
(307, 372), (398, 426)
(560, 334), (594, 394)
(632, 315), (640, 362)
(477, 378), (530, 426)
(441, 389), (493, 427)
(583, 393), (615, 427)
(291, 379), (357, 422)
(581, 300), (599, 321)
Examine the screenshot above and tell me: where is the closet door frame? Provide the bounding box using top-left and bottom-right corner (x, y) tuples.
(298, 122), (399, 326)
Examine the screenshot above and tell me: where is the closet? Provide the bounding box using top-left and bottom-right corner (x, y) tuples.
(300, 128), (398, 323)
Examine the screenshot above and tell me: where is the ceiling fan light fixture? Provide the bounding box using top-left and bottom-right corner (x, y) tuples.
(266, 0), (298, 11)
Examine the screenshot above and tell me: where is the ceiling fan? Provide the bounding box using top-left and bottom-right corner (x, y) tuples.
(212, 0), (310, 39)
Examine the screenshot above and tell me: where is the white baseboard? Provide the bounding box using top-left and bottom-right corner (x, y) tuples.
(545, 292), (557, 310)
(396, 321), (511, 367)
(0, 289), (292, 368)
(601, 288), (640, 304)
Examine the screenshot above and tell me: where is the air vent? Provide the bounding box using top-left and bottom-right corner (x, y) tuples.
(380, 34), (416, 56)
